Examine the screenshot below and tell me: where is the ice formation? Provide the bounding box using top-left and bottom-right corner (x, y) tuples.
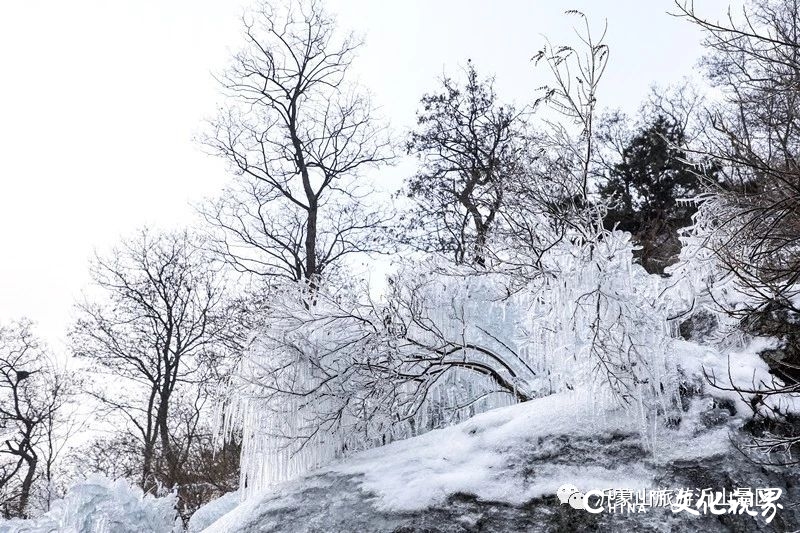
(668, 198), (800, 416)
(221, 227), (699, 498)
(0, 476), (181, 533)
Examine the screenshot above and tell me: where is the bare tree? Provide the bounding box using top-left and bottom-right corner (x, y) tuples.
(530, 11), (609, 235)
(0, 320), (73, 518)
(203, 0), (393, 285)
(673, 0), (800, 461)
(489, 12), (611, 281)
(70, 229), (245, 506)
(401, 13), (610, 274)
(403, 61), (528, 267)
(533, 11), (609, 204)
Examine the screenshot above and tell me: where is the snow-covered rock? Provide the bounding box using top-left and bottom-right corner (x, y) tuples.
(203, 389), (800, 532)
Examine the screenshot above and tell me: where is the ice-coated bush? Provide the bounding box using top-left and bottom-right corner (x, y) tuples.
(221, 229), (688, 496)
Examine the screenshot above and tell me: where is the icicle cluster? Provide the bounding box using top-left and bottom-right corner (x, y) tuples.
(0, 476), (182, 533)
(666, 196), (758, 347)
(223, 230), (687, 497)
(517, 231), (681, 445)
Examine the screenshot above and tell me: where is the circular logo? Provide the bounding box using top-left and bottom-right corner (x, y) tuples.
(568, 491), (586, 510)
(557, 483), (579, 504)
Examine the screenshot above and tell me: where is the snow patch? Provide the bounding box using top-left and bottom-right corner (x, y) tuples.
(187, 491), (239, 532)
(205, 382), (736, 531)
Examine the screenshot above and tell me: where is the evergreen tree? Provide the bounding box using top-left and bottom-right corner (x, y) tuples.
(600, 115), (715, 273)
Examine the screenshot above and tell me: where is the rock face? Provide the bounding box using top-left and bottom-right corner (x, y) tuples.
(207, 430), (799, 532)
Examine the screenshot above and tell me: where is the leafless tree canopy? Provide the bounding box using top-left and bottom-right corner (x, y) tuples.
(533, 12), (609, 208)
(203, 0), (393, 284)
(70, 229), (244, 514)
(0, 321), (72, 518)
(674, 0), (800, 460)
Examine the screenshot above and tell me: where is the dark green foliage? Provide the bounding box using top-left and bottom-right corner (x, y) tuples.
(600, 116), (716, 274)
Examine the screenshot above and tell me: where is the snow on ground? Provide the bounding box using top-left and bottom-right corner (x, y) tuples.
(674, 337), (800, 415)
(188, 491), (239, 532)
(329, 391), (647, 511)
(204, 384), (735, 532)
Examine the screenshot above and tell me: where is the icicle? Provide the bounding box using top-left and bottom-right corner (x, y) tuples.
(220, 231), (695, 499)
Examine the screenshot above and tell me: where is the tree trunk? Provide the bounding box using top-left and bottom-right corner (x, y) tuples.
(157, 387), (176, 488)
(141, 385), (159, 491)
(289, 118), (319, 283)
(305, 201), (318, 282)
(142, 437), (156, 491)
(473, 217), (487, 267)
(17, 455), (37, 518)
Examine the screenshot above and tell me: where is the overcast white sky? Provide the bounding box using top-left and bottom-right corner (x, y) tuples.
(0, 0), (728, 351)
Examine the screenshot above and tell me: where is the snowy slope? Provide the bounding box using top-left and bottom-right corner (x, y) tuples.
(203, 387), (763, 532)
